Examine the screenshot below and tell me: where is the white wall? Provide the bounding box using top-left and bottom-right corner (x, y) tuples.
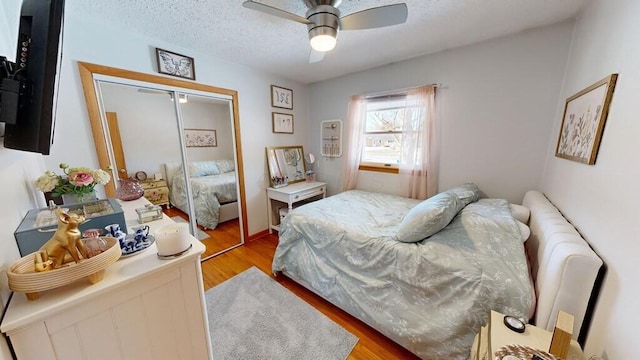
(539, 1), (640, 358)
(0, 146), (47, 360)
(182, 100), (234, 162)
(309, 21), (574, 202)
(0, 0), (19, 62)
(99, 83), (183, 177)
(46, 12), (311, 236)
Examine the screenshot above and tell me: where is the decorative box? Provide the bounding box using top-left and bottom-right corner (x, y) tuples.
(140, 179), (170, 207)
(135, 204), (163, 223)
(14, 198), (126, 257)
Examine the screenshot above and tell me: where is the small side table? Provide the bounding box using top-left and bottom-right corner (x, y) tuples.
(140, 179), (170, 208)
(266, 181), (326, 233)
(471, 310), (585, 360)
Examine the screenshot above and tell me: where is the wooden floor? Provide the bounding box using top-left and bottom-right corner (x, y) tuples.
(194, 220), (420, 360)
(163, 207), (242, 257)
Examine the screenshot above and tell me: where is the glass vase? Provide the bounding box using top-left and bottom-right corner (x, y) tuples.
(116, 178), (145, 201)
(61, 192), (96, 204)
(82, 228), (108, 258)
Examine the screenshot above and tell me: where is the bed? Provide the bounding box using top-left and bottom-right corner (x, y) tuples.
(272, 185), (603, 359)
(164, 160), (239, 229)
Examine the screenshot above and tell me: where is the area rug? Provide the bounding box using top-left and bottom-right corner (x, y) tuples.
(170, 216), (209, 240)
(206, 267), (358, 360)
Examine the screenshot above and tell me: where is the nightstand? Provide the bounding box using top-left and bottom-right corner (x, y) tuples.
(471, 310), (584, 360)
(140, 179), (170, 208)
(267, 181), (326, 233)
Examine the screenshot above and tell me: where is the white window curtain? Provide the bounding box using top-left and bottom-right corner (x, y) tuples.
(342, 95), (366, 191)
(399, 85), (438, 200)
(342, 86), (438, 198)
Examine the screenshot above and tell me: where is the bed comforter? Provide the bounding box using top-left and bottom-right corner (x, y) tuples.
(170, 171), (237, 229)
(272, 190), (533, 359)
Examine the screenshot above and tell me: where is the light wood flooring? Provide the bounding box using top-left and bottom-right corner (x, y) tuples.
(166, 208), (420, 360)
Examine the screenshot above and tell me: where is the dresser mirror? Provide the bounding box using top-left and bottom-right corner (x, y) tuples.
(78, 62), (247, 260)
(266, 146), (306, 187)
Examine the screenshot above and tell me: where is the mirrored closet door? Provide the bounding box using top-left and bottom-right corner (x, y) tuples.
(79, 62), (247, 260)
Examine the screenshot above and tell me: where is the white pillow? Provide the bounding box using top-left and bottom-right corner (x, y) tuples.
(215, 159), (235, 173)
(510, 203), (530, 223)
(394, 192), (462, 243)
(516, 220), (531, 243)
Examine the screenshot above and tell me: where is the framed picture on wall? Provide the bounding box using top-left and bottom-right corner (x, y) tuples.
(271, 85), (293, 110)
(272, 112), (294, 134)
(184, 129), (217, 147)
(555, 73), (618, 165)
(156, 48), (196, 80)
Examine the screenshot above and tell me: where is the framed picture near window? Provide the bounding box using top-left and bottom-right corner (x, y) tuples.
(555, 73), (617, 165)
(272, 112), (294, 134)
(156, 48), (196, 80)
(184, 129), (217, 147)
(271, 85), (293, 110)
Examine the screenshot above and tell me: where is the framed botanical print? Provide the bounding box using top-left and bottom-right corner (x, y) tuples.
(271, 85), (293, 110)
(555, 74), (617, 165)
(272, 112), (294, 134)
(184, 129), (217, 147)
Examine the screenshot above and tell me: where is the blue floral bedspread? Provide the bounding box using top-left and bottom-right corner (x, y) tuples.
(170, 172), (237, 229)
(272, 190), (533, 359)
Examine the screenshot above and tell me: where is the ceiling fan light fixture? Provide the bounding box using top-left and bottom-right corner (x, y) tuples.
(309, 27), (337, 52)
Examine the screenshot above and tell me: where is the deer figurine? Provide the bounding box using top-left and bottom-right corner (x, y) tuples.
(35, 207), (89, 270)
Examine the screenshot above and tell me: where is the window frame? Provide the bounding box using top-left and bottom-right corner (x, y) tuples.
(358, 94), (410, 173)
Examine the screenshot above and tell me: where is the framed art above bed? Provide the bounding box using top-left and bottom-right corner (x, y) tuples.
(184, 129), (217, 147)
(555, 73), (618, 165)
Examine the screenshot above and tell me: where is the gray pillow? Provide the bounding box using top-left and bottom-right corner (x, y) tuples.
(189, 161), (220, 177)
(394, 192), (462, 243)
(445, 183), (480, 206)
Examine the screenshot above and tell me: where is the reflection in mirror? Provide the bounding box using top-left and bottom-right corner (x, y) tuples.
(266, 146), (306, 187)
(175, 94), (243, 255)
(78, 62), (247, 260)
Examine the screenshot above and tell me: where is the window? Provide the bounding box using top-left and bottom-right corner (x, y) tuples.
(359, 94), (422, 172)
(344, 85), (435, 198)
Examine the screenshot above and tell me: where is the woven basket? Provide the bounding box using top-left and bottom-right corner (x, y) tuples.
(7, 237), (122, 300)
(494, 344), (559, 360)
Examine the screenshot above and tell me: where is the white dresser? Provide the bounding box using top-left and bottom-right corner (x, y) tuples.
(0, 198), (212, 360)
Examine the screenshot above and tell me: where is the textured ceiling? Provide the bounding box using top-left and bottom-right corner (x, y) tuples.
(67, 0), (587, 84)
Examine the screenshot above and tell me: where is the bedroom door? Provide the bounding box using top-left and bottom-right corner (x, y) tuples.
(105, 112), (129, 180)
(79, 62), (247, 257)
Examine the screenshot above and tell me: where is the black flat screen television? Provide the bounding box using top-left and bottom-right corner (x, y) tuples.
(0, 0), (65, 155)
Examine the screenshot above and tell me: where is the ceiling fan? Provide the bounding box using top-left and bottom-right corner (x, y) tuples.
(243, 0), (408, 63)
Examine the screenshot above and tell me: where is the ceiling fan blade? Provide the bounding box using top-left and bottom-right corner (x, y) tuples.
(243, 1), (312, 25)
(309, 48), (325, 63)
(340, 3), (408, 30)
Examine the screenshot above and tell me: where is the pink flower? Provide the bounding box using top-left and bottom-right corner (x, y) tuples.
(68, 171), (94, 186)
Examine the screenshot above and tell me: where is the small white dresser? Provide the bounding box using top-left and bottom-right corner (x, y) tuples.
(0, 197), (211, 360)
(266, 181), (326, 233)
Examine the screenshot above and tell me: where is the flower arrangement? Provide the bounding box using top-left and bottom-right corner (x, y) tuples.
(35, 163), (112, 198)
